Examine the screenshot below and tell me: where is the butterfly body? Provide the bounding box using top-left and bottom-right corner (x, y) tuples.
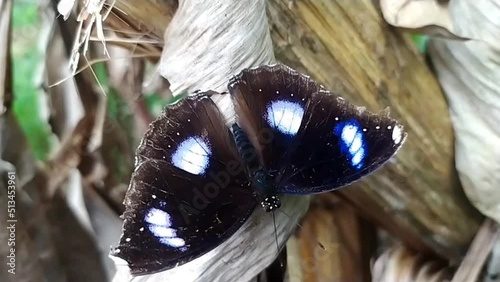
(112, 64), (407, 275)
(232, 123), (282, 212)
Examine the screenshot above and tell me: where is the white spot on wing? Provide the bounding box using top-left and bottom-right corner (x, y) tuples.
(149, 225), (177, 237)
(392, 125), (403, 144)
(145, 208), (186, 249)
(335, 121), (366, 169)
(159, 237), (186, 248)
(171, 137), (211, 175)
(349, 134), (362, 153)
(145, 208), (172, 226)
(352, 151), (364, 166)
(266, 100), (304, 136)
(341, 124), (357, 145)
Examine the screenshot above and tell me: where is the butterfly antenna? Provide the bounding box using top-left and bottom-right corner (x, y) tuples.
(272, 211), (280, 255)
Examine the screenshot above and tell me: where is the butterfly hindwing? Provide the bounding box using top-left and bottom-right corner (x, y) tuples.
(112, 94), (256, 274)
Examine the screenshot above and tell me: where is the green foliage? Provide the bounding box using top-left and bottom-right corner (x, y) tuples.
(12, 1), (53, 160)
(411, 34), (429, 53)
(106, 87), (134, 181)
(144, 91), (187, 117)
(12, 2), (37, 28)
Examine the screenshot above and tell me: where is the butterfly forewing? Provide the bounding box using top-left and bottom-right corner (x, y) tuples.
(228, 65), (321, 176)
(278, 91), (406, 193)
(112, 95), (256, 274)
(229, 64), (406, 194)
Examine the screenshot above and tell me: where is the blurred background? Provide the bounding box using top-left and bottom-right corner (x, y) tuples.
(2, 0), (500, 282)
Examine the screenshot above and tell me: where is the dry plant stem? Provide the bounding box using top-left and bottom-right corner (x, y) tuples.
(51, 0), (100, 113)
(90, 0), (176, 64)
(114, 0), (177, 39)
(102, 0), (176, 39)
(112, 1), (309, 282)
(45, 2), (126, 278)
(41, 0), (107, 199)
(102, 17), (163, 62)
(267, 0), (482, 261)
(451, 219), (499, 282)
(105, 48), (153, 129)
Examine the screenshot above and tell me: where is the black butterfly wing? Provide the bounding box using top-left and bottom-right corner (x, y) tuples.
(229, 64), (406, 194)
(228, 65), (321, 175)
(277, 91), (406, 193)
(112, 94), (256, 275)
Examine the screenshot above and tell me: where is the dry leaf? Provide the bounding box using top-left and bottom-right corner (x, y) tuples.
(372, 245), (451, 282)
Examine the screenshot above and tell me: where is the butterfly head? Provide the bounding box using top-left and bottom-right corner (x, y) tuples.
(260, 195), (281, 212)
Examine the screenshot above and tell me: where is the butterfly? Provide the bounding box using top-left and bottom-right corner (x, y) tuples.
(111, 64), (407, 275)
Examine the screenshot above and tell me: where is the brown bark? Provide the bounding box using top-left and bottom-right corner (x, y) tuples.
(291, 194), (374, 282)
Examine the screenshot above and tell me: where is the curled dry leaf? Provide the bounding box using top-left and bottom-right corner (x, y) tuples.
(419, 1), (500, 279)
(383, 3), (500, 277)
(380, 0), (500, 44)
(372, 245), (451, 282)
(380, 0), (461, 39)
(427, 0), (500, 234)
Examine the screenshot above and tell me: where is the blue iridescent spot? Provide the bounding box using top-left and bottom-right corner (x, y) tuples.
(145, 208), (186, 249)
(266, 100), (304, 136)
(334, 120), (366, 169)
